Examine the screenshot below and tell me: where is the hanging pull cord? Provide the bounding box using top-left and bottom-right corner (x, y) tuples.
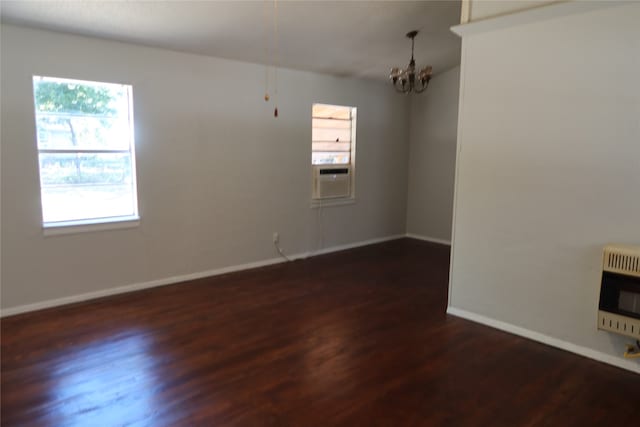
(273, 0), (279, 117)
(263, 0), (270, 102)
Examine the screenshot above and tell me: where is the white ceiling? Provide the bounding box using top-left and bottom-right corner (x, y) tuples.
(0, 1), (462, 81)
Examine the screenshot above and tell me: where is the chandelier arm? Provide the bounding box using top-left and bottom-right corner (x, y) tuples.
(413, 80), (430, 93)
(392, 79), (410, 93)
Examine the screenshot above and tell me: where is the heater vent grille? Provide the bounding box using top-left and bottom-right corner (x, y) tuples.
(598, 311), (640, 339)
(603, 245), (640, 278)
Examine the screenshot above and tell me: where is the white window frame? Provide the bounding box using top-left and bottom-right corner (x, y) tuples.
(311, 103), (357, 208)
(32, 76), (140, 235)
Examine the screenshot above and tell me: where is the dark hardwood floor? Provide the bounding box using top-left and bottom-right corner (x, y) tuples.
(1, 238), (638, 426)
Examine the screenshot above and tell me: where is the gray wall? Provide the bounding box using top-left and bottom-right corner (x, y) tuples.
(0, 25), (410, 311)
(449, 2), (640, 372)
(406, 66), (460, 243)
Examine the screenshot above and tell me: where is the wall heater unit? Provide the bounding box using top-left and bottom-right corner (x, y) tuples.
(598, 244), (640, 339)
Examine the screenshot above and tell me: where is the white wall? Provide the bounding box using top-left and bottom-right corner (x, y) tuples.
(0, 25), (410, 311)
(450, 2), (640, 372)
(465, 0), (560, 22)
(406, 67), (460, 243)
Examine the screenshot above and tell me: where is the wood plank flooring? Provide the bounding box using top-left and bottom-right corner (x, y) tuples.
(1, 238), (638, 426)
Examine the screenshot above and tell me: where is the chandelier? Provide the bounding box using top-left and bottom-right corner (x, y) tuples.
(389, 30), (433, 94)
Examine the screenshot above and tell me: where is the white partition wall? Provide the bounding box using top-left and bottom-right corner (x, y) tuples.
(448, 2), (640, 373)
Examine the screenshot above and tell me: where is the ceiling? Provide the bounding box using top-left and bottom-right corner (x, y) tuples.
(0, 1), (462, 81)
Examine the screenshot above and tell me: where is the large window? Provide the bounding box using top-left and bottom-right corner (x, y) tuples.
(32, 76), (139, 227)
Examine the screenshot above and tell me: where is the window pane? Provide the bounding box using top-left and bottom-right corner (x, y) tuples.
(39, 153), (136, 223)
(35, 114), (130, 150)
(312, 104), (351, 120)
(33, 76), (131, 150)
(312, 127), (351, 143)
(312, 142), (351, 152)
(312, 118), (351, 129)
(312, 152), (350, 165)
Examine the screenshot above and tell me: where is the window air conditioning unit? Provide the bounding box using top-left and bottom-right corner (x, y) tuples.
(598, 244), (640, 339)
(313, 166), (351, 200)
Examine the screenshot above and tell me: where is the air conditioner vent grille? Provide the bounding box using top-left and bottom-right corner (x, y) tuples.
(312, 166), (351, 200)
(603, 245), (640, 278)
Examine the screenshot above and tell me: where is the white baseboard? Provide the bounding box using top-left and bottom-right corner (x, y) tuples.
(405, 233), (451, 246)
(0, 234), (404, 318)
(303, 234), (405, 258)
(447, 306), (640, 374)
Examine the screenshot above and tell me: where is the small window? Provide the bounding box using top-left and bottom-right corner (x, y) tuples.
(32, 76), (139, 228)
(311, 104), (356, 202)
(312, 104), (354, 165)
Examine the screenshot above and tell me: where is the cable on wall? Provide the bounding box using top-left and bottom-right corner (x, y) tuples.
(314, 199), (325, 255)
(274, 240), (291, 262)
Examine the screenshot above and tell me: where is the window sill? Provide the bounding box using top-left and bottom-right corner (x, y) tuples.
(43, 216), (140, 236)
(310, 198), (356, 209)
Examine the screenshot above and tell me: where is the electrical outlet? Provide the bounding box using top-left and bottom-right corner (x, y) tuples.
(273, 232), (279, 244)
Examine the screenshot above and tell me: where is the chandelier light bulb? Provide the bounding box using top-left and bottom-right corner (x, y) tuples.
(390, 67), (401, 80)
